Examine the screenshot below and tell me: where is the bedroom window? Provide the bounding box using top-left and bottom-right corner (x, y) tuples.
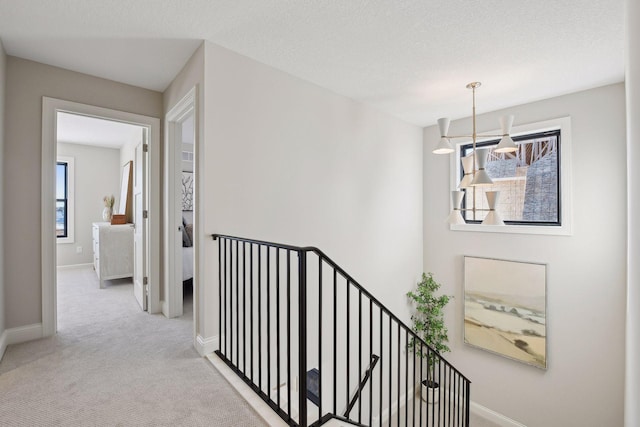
(57, 156), (75, 243)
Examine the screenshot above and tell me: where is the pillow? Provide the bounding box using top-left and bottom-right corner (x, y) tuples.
(182, 217), (192, 247)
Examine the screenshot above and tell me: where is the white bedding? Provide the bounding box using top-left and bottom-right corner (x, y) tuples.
(183, 246), (194, 281)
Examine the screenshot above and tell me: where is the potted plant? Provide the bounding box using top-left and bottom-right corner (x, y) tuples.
(407, 272), (452, 403)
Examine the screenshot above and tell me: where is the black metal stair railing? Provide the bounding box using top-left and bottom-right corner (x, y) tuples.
(212, 234), (471, 427)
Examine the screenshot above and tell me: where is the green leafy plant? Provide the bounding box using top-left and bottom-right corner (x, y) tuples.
(407, 272), (452, 387)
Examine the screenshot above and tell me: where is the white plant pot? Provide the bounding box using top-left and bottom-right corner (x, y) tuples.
(421, 380), (439, 404)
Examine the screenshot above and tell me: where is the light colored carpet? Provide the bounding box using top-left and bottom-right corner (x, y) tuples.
(0, 266), (267, 427)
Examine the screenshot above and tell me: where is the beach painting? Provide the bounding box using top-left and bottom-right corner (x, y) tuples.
(464, 256), (547, 369)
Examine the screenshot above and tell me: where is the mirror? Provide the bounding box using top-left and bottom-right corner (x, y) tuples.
(118, 161), (133, 218)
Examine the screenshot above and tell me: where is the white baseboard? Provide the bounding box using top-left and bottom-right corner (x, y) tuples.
(161, 300), (169, 318)
(0, 329), (7, 362)
(56, 263), (93, 270)
(4, 323), (44, 347)
(471, 401), (527, 427)
(195, 334), (218, 357)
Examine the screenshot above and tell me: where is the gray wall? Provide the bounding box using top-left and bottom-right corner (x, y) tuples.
(3, 57), (162, 329)
(423, 83), (626, 426)
(56, 143), (121, 267)
(0, 40), (6, 348)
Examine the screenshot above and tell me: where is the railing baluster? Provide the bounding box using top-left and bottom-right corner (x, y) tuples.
(250, 243), (254, 382)
(412, 332), (416, 427)
(333, 268), (337, 416)
(298, 250), (308, 427)
(230, 240), (233, 364)
(236, 240), (239, 366)
(258, 244), (262, 391)
(243, 242), (246, 374)
(358, 289), (362, 424)
(405, 328), (408, 426)
(224, 239), (228, 356)
(211, 234), (471, 427)
(276, 248), (281, 409)
(318, 257), (323, 422)
(420, 342), (424, 427)
(369, 299), (373, 427)
(218, 237), (222, 354)
(266, 247), (271, 398)
(286, 250), (292, 420)
(346, 280), (350, 415)
(397, 322), (400, 427)
(388, 314), (392, 427)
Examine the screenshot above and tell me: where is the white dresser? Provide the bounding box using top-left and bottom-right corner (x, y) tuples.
(92, 222), (134, 288)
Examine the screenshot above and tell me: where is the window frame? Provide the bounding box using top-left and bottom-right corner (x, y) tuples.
(56, 156), (75, 244)
(449, 116), (572, 236)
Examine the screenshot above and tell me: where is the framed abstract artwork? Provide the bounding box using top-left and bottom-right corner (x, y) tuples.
(464, 256), (547, 369)
(182, 172), (193, 211)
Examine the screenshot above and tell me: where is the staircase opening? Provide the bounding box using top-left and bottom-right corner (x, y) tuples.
(213, 234), (471, 427)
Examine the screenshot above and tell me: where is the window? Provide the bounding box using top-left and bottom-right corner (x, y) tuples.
(450, 116), (572, 235)
(460, 129), (561, 225)
(56, 156), (74, 243)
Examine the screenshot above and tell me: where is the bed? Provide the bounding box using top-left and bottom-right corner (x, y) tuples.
(182, 212), (194, 283)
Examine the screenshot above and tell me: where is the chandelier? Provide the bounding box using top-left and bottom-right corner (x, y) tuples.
(433, 82), (517, 226)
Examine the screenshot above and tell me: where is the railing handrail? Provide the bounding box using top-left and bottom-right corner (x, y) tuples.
(212, 233), (471, 383)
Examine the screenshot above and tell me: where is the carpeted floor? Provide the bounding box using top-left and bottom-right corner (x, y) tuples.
(0, 266), (267, 427)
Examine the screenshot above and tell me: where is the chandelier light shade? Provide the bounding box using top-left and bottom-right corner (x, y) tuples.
(495, 115), (518, 153)
(481, 191), (505, 226)
(447, 190), (466, 225)
(470, 148), (493, 186)
(433, 118), (454, 154)
(458, 153), (474, 188)
(432, 82), (516, 225)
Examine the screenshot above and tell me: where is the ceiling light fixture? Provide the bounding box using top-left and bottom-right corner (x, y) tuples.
(433, 82), (518, 226)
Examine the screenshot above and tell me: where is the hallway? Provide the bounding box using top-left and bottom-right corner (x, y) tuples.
(0, 266), (266, 426)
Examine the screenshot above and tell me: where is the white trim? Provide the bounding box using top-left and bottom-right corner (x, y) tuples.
(449, 116), (573, 236)
(42, 97), (161, 337)
(0, 330), (7, 361)
(56, 263), (94, 270)
(371, 386), (415, 426)
(206, 354), (289, 427)
(164, 87), (197, 320)
(195, 334), (218, 357)
(471, 401), (527, 427)
(55, 156), (75, 244)
(5, 323), (44, 345)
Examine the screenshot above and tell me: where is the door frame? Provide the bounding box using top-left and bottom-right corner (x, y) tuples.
(164, 87), (197, 319)
(41, 97), (161, 336)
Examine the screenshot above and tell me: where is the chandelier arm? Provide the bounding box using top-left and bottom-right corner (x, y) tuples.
(458, 208), (491, 212)
(444, 133), (505, 140)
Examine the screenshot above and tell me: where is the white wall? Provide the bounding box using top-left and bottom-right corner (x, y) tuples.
(163, 43), (205, 333)
(56, 143), (121, 266)
(201, 41), (424, 341)
(3, 56), (162, 329)
(0, 39), (7, 357)
(423, 84), (626, 426)
(625, 0), (640, 424)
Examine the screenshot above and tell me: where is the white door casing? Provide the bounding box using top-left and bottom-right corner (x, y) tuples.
(42, 98), (162, 336)
(133, 134), (148, 311)
(164, 88), (196, 319)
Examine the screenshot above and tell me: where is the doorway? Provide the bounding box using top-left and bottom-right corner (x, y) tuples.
(55, 112), (147, 326)
(42, 98), (161, 336)
(164, 88), (197, 320)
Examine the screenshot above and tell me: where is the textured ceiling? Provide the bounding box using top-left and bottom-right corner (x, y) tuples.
(0, 0), (625, 126)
